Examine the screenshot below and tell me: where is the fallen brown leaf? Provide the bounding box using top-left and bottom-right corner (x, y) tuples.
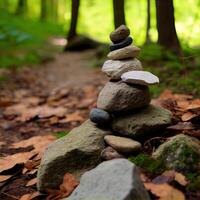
(59, 173), (79, 198)
(26, 178), (37, 187)
(167, 122), (196, 131)
(144, 182), (185, 200)
(0, 175), (12, 182)
(12, 135), (56, 152)
(20, 192), (41, 200)
(181, 112), (197, 122)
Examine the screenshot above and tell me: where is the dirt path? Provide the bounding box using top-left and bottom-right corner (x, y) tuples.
(37, 50), (106, 90)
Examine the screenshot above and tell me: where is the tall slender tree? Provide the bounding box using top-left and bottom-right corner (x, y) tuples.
(155, 0), (182, 55)
(40, 0), (47, 21)
(67, 0), (80, 41)
(15, 0), (27, 15)
(145, 0), (151, 44)
(113, 0), (126, 29)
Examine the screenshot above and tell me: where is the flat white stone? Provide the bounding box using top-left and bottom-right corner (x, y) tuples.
(102, 59), (143, 80)
(121, 71), (159, 86)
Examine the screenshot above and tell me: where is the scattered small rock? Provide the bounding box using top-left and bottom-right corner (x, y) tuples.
(102, 59), (143, 80)
(101, 146), (124, 160)
(109, 25), (130, 43)
(89, 108), (111, 125)
(152, 134), (200, 173)
(110, 36), (133, 51)
(65, 159), (151, 200)
(121, 71), (159, 86)
(107, 45), (140, 60)
(112, 105), (172, 138)
(97, 81), (151, 112)
(104, 135), (141, 153)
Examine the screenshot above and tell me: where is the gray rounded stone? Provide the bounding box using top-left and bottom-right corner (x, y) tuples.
(101, 146), (124, 160)
(89, 108), (111, 125)
(104, 135), (141, 153)
(112, 105), (172, 138)
(102, 58), (143, 80)
(109, 25), (130, 43)
(97, 81), (151, 112)
(110, 36), (133, 51)
(152, 134), (200, 173)
(65, 159), (151, 200)
(37, 120), (112, 192)
(107, 45), (140, 60)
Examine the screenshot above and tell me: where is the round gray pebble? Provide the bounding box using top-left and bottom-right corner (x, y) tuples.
(90, 108), (111, 125)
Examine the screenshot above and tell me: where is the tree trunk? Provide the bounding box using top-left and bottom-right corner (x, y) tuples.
(15, 0), (27, 15)
(40, 0), (47, 20)
(67, 0), (80, 41)
(155, 0), (182, 55)
(145, 0), (151, 44)
(113, 0), (126, 29)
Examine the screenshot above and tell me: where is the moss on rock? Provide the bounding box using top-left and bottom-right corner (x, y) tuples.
(152, 134), (200, 174)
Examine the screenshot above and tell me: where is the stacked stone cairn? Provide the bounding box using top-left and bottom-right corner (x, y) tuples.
(90, 25), (171, 159)
(37, 25), (173, 200)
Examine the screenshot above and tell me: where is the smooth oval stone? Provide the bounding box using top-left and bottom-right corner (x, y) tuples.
(107, 45), (140, 60)
(102, 59), (143, 80)
(89, 108), (111, 125)
(110, 36), (133, 51)
(101, 146), (124, 160)
(121, 71), (159, 86)
(104, 135), (141, 153)
(110, 25), (130, 43)
(97, 81), (151, 112)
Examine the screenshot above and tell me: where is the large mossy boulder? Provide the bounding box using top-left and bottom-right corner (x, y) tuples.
(37, 120), (112, 192)
(152, 134), (200, 173)
(112, 105), (172, 138)
(65, 159), (150, 200)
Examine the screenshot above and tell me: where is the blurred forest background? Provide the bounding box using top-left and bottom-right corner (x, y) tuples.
(0, 0), (200, 96)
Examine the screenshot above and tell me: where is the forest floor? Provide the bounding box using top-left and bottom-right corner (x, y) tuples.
(0, 50), (200, 200)
(0, 50), (107, 199)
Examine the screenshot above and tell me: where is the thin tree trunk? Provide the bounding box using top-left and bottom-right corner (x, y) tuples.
(40, 0), (47, 20)
(67, 0), (80, 41)
(155, 0), (182, 55)
(15, 0), (27, 15)
(113, 0), (126, 29)
(145, 0), (151, 44)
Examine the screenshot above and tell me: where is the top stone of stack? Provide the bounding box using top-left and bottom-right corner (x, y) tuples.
(110, 25), (130, 44)
(108, 25), (140, 60)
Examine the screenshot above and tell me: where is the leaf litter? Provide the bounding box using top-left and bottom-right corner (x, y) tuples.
(0, 71), (200, 200)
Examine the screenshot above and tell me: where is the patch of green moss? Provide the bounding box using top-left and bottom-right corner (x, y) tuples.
(159, 141), (199, 173)
(53, 131), (69, 139)
(186, 173), (200, 192)
(129, 153), (166, 174)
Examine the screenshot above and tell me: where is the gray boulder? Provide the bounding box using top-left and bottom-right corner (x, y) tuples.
(102, 59), (143, 80)
(65, 159), (151, 200)
(112, 105), (172, 138)
(152, 134), (200, 173)
(97, 81), (151, 112)
(37, 120), (112, 192)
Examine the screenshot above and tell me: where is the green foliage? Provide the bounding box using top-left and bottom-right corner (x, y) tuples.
(129, 153), (166, 174)
(186, 173), (200, 192)
(53, 131), (69, 139)
(0, 10), (64, 69)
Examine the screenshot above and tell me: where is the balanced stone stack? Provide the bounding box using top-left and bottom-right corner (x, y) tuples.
(90, 25), (172, 157)
(37, 25), (173, 199)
